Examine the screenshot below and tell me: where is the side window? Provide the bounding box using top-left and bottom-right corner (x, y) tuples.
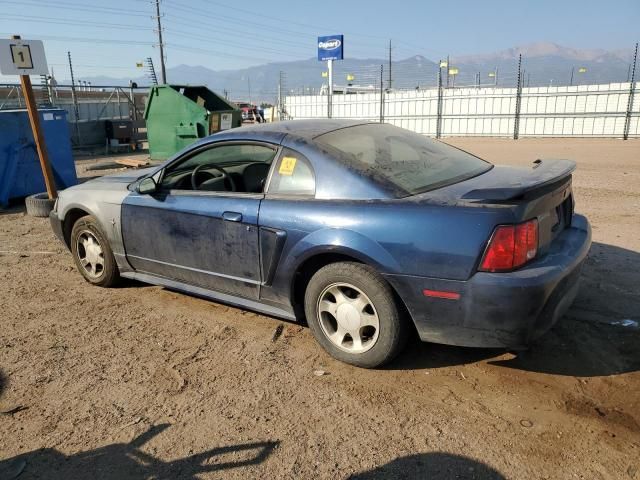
(168, 144), (276, 173)
(160, 143), (277, 191)
(268, 148), (315, 196)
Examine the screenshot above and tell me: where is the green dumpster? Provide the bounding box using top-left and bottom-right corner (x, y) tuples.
(144, 85), (242, 160)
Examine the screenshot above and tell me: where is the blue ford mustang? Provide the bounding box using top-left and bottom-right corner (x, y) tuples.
(50, 120), (591, 367)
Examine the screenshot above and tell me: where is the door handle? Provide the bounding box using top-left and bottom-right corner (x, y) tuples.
(222, 211), (242, 222)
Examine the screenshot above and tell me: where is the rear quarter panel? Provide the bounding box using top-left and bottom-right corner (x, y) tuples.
(259, 198), (515, 305)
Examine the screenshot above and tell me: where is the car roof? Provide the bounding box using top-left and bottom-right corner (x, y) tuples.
(211, 119), (369, 142)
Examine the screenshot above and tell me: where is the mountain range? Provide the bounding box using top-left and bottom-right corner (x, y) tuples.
(69, 42), (636, 103)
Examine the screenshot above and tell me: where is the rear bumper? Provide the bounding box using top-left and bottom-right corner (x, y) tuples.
(385, 214), (591, 348)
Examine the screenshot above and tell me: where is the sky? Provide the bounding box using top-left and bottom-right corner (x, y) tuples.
(0, 0), (638, 83)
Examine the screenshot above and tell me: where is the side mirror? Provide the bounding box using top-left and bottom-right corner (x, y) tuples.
(137, 177), (158, 194)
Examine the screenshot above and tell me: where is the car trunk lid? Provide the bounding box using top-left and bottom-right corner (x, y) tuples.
(416, 159), (576, 253)
(459, 159), (575, 202)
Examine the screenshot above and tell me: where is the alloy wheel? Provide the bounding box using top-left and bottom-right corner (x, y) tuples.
(317, 282), (380, 354)
(76, 230), (105, 279)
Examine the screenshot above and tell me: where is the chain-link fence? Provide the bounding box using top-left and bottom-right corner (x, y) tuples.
(0, 83), (149, 147)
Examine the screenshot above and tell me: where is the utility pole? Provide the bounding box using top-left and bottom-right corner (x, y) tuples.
(388, 39), (392, 90)
(67, 51), (81, 144)
(154, 0), (166, 84)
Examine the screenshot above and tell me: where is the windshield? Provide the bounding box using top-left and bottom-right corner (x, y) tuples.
(314, 123), (492, 197)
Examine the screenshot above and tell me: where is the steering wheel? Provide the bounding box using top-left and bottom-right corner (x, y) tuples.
(191, 164), (236, 191)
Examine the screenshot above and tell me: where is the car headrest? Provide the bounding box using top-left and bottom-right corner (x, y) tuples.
(243, 163), (271, 193)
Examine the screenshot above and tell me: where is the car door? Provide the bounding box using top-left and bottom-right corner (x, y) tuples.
(256, 147), (318, 305)
(121, 141), (279, 299)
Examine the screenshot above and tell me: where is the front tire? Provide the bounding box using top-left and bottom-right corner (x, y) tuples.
(70, 215), (119, 287)
(304, 262), (408, 368)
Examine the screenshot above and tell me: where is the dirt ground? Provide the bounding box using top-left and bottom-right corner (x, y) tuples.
(1, 138), (639, 479)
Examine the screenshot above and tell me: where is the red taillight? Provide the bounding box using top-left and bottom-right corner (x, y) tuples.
(479, 219), (538, 272)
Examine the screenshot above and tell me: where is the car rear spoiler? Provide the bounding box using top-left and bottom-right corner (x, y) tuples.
(461, 159), (576, 201)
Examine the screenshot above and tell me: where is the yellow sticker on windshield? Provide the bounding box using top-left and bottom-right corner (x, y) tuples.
(279, 156), (297, 175)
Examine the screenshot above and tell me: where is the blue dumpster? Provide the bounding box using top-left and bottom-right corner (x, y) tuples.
(0, 108), (77, 207)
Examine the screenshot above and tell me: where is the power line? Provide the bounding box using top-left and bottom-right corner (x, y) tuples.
(164, 28), (311, 59)
(5, 0), (467, 69)
(4, 13), (316, 61)
(162, 16), (317, 53)
(0, 14), (154, 31)
(192, 0), (392, 42)
(162, 0), (316, 39)
(162, 0), (382, 51)
(0, 30), (306, 65)
(166, 42), (289, 63)
(1, 0), (151, 16)
(6, 3), (423, 69)
(0, 32), (155, 46)
(49, 63), (139, 70)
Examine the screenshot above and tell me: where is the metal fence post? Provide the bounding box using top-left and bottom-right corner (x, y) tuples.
(278, 73), (281, 121)
(436, 67), (443, 138)
(514, 54), (523, 140)
(327, 58), (333, 119)
(623, 42), (638, 140)
(116, 88), (122, 119)
(379, 64), (384, 123)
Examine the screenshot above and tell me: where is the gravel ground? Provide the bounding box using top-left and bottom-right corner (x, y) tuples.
(0, 139), (639, 479)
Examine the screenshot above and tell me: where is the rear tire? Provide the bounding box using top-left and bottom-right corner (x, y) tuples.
(70, 215), (119, 287)
(304, 262), (408, 368)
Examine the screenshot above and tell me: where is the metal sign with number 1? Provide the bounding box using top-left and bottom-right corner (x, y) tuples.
(0, 38), (48, 75)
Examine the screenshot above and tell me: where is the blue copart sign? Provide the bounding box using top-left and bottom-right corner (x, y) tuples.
(317, 35), (344, 61)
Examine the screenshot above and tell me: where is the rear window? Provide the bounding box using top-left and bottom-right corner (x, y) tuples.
(314, 123), (492, 197)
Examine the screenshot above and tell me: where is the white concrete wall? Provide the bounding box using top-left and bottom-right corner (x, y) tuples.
(284, 82), (640, 138)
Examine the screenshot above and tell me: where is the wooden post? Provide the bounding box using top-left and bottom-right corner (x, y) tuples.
(13, 35), (57, 199)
